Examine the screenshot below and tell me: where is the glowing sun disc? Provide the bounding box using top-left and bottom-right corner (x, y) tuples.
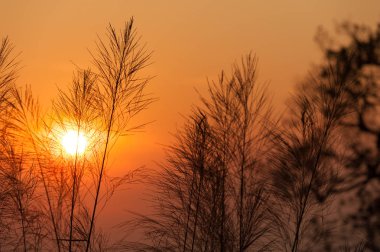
(61, 130), (88, 156)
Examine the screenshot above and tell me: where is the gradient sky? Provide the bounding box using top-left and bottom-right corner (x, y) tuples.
(1, 0), (379, 238)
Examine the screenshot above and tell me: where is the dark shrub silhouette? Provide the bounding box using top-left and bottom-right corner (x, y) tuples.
(314, 21), (380, 251)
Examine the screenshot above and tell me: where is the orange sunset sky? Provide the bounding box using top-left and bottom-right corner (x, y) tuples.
(1, 0), (379, 237)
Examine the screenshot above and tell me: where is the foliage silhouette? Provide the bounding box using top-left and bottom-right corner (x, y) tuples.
(313, 21), (380, 251)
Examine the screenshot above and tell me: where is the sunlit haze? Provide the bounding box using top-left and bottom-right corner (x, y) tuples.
(61, 130), (88, 156)
(1, 0), (379, 249)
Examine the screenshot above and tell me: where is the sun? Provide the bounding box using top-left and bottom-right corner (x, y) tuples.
(61, 130), (88, 156)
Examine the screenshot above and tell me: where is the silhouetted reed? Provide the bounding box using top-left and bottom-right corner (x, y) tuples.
(268, 59), (354, 251)
(0, 17), (152, 251)
(124, 54), (274, 252)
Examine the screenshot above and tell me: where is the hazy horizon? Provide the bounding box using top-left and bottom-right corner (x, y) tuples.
(1, 0), (379, 247)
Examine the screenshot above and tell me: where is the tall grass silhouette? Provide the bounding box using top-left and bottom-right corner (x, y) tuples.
(0, 18), (152, 251)
(124, 54), (275, 251)
(0, 16), (378, 252)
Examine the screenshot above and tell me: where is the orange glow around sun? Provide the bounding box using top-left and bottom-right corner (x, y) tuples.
(47, 122), (96, 158)
(61, 130), (88, 156)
